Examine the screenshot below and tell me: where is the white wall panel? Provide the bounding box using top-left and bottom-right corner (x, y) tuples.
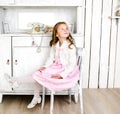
(114, 19), (120, 87)
(99, 0), (112, 88)
(89, 0), (102, 88)
(83, 0), (119, 88)
(83, 0), (92, 88)
(108, 0), (118, 88)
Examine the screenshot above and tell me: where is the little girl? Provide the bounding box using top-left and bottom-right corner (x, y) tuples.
(6, 21), (79, 109)
(28, 21), (79, 108)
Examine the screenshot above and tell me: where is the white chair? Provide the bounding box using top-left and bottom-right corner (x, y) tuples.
(41, 47), (84, 114)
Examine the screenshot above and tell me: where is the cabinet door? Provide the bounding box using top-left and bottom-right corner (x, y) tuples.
(12, 37), (50, 91)
(0, 37), (12, 92)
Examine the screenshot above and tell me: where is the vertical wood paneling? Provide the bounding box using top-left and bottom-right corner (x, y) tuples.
(83, 0), (120, 88)
(78, 0), (86, 88)
(83, 0), (92, 88)
(89, 0), (102, 88)
(108, 0), (118, 88)
(99, 0), (112, 88)
(114, 19), (120, 87)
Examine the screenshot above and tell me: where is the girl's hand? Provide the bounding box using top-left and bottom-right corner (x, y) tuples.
(38, 67), (46, 72)
(51, 74), (63, 79)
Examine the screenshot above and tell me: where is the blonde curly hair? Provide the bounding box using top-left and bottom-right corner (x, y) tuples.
(49, 22), (75, 49)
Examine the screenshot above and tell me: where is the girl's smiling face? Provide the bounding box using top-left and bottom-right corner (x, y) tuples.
(56, 24), (70, 39)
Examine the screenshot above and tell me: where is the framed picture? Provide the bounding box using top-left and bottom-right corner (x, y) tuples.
(3, 22), (10, 33)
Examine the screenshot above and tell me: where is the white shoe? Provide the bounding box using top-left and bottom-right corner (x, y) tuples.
(27, 96), (41, 109)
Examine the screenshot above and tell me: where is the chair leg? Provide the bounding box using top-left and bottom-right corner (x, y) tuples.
(41, 86), (45, 110)
(74, 84), (79, 103)
(50, 91), (54, 114)
(68, 89), (72, 103)
(0, 94), (3, 103)
(69, 94), (72, 104)
(74, 92), (78, 103)
(79, 85), (84, 114)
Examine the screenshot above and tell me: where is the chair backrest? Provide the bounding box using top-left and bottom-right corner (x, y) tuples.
(76, 47), (84, 67)
(76, 47), (84, 86)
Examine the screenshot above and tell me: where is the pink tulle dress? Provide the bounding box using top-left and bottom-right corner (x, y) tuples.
(32, 45), (79, 92)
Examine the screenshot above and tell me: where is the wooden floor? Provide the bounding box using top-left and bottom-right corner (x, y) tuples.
(0, 89), (120, 114)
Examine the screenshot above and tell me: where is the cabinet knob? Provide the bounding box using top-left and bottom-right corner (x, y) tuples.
(32, 40), (38, 46)
(6, 59), (10, 65)
(32, 41), (35, 46)
(14, 60), (18, 65)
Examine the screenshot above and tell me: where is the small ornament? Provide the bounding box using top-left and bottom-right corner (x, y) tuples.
(116, 10), (120, 16)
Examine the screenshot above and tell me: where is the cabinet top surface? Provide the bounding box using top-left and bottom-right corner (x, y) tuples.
(0, 33), (83, 37)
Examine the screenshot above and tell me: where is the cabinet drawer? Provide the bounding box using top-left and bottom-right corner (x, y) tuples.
(12, 36), (51, 47)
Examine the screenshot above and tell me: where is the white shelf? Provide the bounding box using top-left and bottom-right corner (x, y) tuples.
(0, 33), (83, 37)
(108, 16), (120, 19)
(4, 4), (83, 7)
(0, 0), (85, 35)
(0, 0), (83, 7)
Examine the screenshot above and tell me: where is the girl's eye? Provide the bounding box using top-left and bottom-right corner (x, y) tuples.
(61, 28), (68, 31)
(59, 28), (64, 31)
(66, 27), (69, 30)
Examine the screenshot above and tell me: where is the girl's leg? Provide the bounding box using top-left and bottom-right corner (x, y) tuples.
(27, 82), (41, 109)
